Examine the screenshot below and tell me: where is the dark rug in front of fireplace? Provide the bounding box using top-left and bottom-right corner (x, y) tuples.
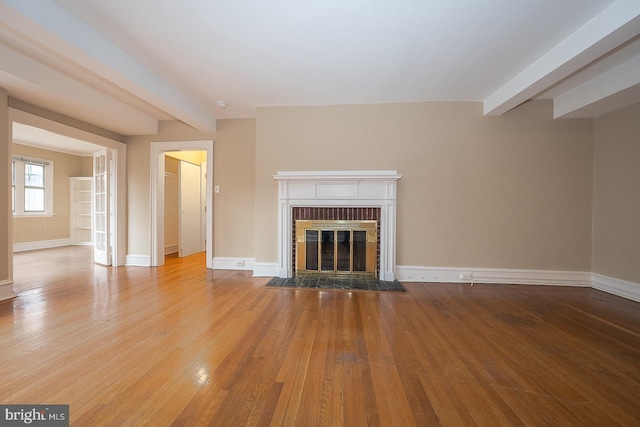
(265, 275), (405, 292)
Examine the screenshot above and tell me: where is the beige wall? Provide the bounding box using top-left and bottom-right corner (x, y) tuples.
(592, 102), (640, 283)
(3, 93), (637, 291)
(82, 156), (93, 177)
(213, 120), (255, 258)
(126, 118), (255, 259)
(255, 100), (594, 271)
(12, 144), (85, 244)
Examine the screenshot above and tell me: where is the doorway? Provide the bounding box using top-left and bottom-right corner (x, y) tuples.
(9, 109), (126, 270)
(164, 153), (207, 258)
(150, 140), (214, 268)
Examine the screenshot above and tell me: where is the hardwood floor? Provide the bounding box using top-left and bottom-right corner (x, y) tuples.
(2, 246), (639, 426)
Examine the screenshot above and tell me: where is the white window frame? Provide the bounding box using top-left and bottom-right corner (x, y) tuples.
(12, 155), (54, 217)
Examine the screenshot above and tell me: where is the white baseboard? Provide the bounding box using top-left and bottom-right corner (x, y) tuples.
(13, 238), (73, 253)
(592, 273), (640, 303)
(253, 262), (279, 277)
(396, 265), (591, 287)
(0, 279), (16, 302)
(126, 254), (151, 267)
(213, 257), (255, 271)
(165, 244), (178, 255)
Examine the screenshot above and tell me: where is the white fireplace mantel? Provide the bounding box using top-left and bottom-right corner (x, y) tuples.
(273, 170), (402, 281)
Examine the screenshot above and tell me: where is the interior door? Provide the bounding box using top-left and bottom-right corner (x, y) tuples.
(93, 150), (111, 265)
(178, 161), (202, 257)
(200, 160), (207, 252)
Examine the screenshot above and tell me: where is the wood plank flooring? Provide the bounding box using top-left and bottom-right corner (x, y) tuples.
(1, 246), (639, 426)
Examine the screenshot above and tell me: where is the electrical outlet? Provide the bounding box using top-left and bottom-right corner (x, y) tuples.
(459, 272), (472, 281)
(236, 260), (245, 267)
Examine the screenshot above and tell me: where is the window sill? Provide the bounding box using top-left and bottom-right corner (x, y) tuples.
(13, 213), (55, 218)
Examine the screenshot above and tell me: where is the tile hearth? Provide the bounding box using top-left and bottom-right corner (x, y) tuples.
(265, 274), (405, 292)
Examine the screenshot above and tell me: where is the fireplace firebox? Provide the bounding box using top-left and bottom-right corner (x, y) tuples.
(296, 220), (377, 276)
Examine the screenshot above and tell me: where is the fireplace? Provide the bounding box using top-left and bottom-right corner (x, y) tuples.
(293, 207), (380, 276)
(274, 171), (402, 281)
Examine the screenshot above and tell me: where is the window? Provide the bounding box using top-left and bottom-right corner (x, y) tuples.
(12, 155), (54, 216)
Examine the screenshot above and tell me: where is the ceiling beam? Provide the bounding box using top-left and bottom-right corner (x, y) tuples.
(554, 54), (640, 118)
(0, 0), (217, 133)
(483, 0), (640, 116)
(0, 44), (159, 135)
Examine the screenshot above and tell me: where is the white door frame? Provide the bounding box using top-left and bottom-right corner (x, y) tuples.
(150, 140), (214, 268)
(111, 145), (127, 266)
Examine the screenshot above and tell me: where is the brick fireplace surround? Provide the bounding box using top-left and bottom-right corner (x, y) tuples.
(273, 171), (402, 281)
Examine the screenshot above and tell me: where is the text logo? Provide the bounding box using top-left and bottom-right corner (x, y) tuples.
(1, 405), (69, 426)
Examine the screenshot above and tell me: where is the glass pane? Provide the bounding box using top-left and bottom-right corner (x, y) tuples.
(305, 230), (319, 271)
(95, 193), (103, 213)
(96, 213), (105, 231)
(353, 231), (367, 272)
(95, 156), (104, 174)
(336, 230), (351, 271)
(96, 231), (105, 251)
(95, 175), (103, 194)
(24, 188), (45, 212)
(25, 164), (44, 187)
(321, 230), (335, 271)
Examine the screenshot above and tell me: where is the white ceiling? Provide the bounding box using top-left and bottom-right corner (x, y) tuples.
(0, 0), (639, 147)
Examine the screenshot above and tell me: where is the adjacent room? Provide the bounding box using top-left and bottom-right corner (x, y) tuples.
(0, 1), (639, 425)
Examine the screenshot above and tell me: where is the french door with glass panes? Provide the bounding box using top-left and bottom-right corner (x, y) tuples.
(93, 150), (112, 266)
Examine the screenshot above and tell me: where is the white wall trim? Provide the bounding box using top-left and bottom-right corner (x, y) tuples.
(396, 265), (592, 287)
(213, 257), (255, 271)
(253, 262), (279, 277)
(165, 244), (178, 255)
(13, 238), (72, 253)
(592, 273), (640, 303)
(125, 254), (151, 267)
(112, 144), (128, 267)
(0, 279), (16, 302)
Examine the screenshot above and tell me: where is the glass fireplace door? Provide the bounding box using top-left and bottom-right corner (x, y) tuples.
(296, 220), (377, 276)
